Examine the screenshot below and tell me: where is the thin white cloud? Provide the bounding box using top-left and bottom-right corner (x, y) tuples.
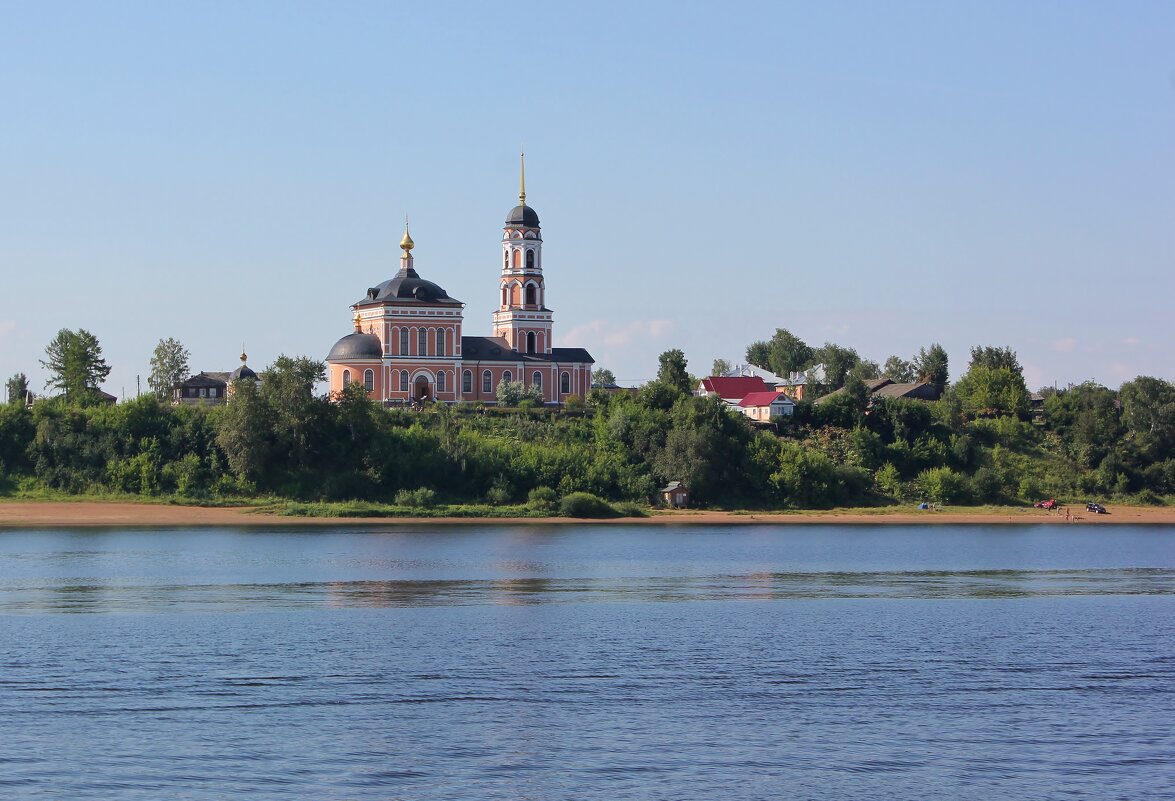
(1051, 337), (1078, 353)
(1108, 362), (1135, 378)
(563, 319), (675, 349)
(0, 320), (15, 339)
(1122, 337), (1139, 347)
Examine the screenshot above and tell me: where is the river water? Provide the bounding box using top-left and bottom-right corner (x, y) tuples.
(1, 524), (1172, 800)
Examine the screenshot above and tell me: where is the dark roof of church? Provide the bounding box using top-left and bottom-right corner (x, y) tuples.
(460, 336), (592, 364)
(176, 372), (229, 388)
(505, 203), (540, 228)
(327, 331), (383, 361)
(356, 266), (462, 307)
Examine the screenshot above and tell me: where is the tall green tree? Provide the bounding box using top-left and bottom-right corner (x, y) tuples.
(711, 358), (732, 376)
(882, 356), (915, 383)
(913, 344), (949, 391)
(147, 337), (191, 400)
(591, 368), (616, 386)
(1118, 376), (1175, 460)
(40, 328), (112, 404)
(745, 340), (771, 369)
(811, 342), (860, 391)
(5, 373), (29, 405)
(968, 345), (1022, 376)
(656, 349), (692, 394)
(767, 328), (813, 377)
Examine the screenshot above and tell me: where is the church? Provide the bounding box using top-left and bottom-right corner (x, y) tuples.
(326, 161), (594, 405)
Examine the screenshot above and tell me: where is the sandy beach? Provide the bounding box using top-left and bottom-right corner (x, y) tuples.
(0, 500), (1172, 528)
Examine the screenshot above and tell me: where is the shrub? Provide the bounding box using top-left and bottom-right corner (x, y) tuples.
(394, 487), (437, 508)
(917, 467), (967, 504)
(527, 485), (558, 512)
(612, 500), (647, 517)
(875, 462), (902, 498)
(558, 491), (617, 518)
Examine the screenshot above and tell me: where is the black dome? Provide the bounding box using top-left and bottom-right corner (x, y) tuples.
(505, 203), (540, 227)
(361, 267), (457, 304)
(327, 331), (383, 361)
(230, 364), (257, 381)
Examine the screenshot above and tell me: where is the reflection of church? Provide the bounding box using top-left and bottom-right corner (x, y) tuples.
(326, 160), (593, 405)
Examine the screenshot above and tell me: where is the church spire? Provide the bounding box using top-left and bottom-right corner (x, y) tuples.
(519, 152), (526, 206)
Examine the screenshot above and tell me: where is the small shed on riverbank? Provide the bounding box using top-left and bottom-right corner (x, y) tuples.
(660, 481), (689, 508)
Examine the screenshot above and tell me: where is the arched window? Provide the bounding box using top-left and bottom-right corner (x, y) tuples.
(512, 249), (521, 268)
(400, 370), (409, 392)
(526, 250), (535, 270)
(502, 370), (512, 385)
(342, 369), (351, 386)
(436, 328), (446, 356)
(510, 284), (520, 306)
(561, 371), (570, 393)
(437, 371), (446, 392)
(504, 251), (509, 269)
(399, 327), (408, 356)
(364, 369), (374, 392)
(532, 371), (542, 389)
(525, 284), (536, 306)
(463, 370), (472, 393)
(482, 370), (492, 393)
(526, 331), (536, 354)
(418, 328), (427, 356)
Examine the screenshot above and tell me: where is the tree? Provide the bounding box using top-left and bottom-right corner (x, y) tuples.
(883, 356), (915, 383)
(968, 345), (1022, 376)
(745, 340), (771, 369)
(711, 358), (732, 376)
(954, 366), (1029, 418)
(811, 342), (860, 391)
(147, 337), (191, 401)
(913, 344), (949, 391)
(5, 373), (29, 405)
(1118, 376), (1175, 460)
(766, 328), (813, 377)
(40, 328), (112, 403)
(656, 349), (692, 394)
(592, 368), (616, 386)
(847, 358), (881, 383)
(496, 379), (542, 406)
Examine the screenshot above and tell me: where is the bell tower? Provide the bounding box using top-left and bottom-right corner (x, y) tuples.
(492, 154), (553, 355)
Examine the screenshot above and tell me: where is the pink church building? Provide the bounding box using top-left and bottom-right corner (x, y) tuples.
(326, 162), (594, 405)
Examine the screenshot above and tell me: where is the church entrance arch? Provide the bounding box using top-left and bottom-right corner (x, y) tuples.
(413, 374), (433, 403)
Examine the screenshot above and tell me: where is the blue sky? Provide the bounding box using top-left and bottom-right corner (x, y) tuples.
(1, 1), (1172, 396)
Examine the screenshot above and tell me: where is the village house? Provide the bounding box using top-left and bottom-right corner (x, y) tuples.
(695, 375), (770, 405)
(737, 390), (796, 421)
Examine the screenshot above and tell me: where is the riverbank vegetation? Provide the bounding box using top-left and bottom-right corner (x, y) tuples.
(2, 347), (1172, 515)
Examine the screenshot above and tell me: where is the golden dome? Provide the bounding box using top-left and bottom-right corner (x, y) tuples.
(400, 220), (414, 253)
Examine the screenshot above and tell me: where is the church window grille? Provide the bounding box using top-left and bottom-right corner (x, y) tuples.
(437, 328), (445, 356)
(532, 371), (542, 389)
(482, 370), (491, 393)
(463, 370), (472, 393)
(525, 284), (536, 306)
(502, 370), (512, 385)
(399, 328), (408, 356)
(437, 371), (446, 392)
(561, 372), (570, 393)
(418, 328), (427, 356)
(400, 370), (409, 392)
(342, 370), (351, 386)
(526, 250), (535, 270)
(526, 331), (536, 354)
(364, 369), (374, 392)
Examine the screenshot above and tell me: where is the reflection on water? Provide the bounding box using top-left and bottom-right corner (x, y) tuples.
(2, 568), (1174, 613)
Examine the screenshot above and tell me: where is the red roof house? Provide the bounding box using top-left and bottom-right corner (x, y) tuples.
(696, 376), (770, 404)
